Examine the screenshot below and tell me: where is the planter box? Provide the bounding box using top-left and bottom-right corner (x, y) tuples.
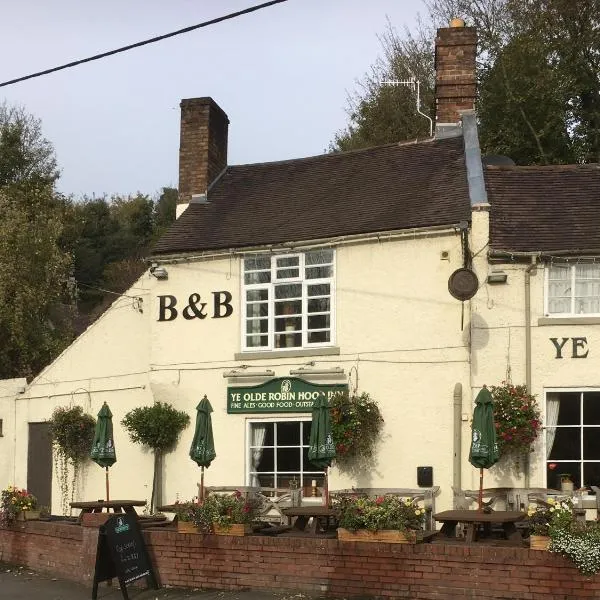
(213, 523), (252, 536)
(81, 512), (111, 527)
(17, 510), (40, 521)
(177, 520), (199, 534)
(530, 535), (550, 551)
(337, 528), (419, 544)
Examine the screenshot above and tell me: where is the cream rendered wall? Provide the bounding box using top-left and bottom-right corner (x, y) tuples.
(13, 277), (155, 513)
(147, 232), (471, 512)
(0, 378), (27, 489)
(470, 209), (600, 492)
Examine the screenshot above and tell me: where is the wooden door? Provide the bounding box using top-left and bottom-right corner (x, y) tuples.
(27, 422), (52, 509)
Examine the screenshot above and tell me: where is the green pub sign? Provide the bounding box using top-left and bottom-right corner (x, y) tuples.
(227, 377), (348, 413)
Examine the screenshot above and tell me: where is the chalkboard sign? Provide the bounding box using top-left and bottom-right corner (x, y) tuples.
(92, 513), (158, 600)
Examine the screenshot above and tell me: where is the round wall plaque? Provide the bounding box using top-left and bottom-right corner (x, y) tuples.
(448, 268), (479, 301)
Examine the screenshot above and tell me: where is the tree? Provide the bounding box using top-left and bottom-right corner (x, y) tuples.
(153, 187), (177, 238)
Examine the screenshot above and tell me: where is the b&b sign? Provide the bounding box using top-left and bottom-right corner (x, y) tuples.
(227, 377), (348, 414)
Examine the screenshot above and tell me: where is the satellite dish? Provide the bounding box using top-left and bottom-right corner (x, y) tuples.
(448, 268), (479, 301)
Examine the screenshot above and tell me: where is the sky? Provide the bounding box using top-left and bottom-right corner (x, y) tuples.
(1, 1), (428, 198)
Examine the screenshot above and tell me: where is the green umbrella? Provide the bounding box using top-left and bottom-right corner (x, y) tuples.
(469, 387), (500, 511)
(189, 395), (216, 503)
(90, 402), (117, 501)
(308, 394), (336, 506)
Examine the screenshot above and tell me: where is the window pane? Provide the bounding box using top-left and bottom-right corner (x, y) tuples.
(278, 448), (302, 471)
(576, 264), (600, 279)
(549, 265), (570, 280)
(247, 289), (268, 302)
(251, 422), (274, 446)
(275, 316), (301, 332)
(245, 256), (271, 271)
(583, 427), (600, 459)
(246, 334), (268, 347)
(275, 333), (301, 348)
(557, 393), (581, 425)
(302, 421), (311, 445)
(305, 249), (333, 265)
(308, 297), (330, 312)
(253, 474), (275, 487)
(246, 319), (268, 334)
(308, 283), (330, 297)
(245, 271), (271, 285)
(255, 447), (274, 471)
(306, 266), (333, 279)
(308, 331), (330, 344)
(574, 296), (600, 314)
(277, 422), (300, 445)
(276, 268), (300, 279)
(246, 303), (268, 318)
(308, 314), (330, 330)
(275, 284), (301, 299)
(548, 427), (581, 460)
(275, 300), (301, 315)
(583, 462), (600, 489)
(583, 392), (600, 425)
(547, 463), (581, 489)
(276, 257), (299, 268)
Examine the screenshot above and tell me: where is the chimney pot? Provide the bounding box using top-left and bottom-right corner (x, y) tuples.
(450, 18), (465, 27)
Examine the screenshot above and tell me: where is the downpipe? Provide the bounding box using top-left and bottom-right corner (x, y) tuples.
(524, 256), (538, 488)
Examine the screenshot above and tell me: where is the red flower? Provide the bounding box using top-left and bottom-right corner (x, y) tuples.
(375, 496), (385, 505)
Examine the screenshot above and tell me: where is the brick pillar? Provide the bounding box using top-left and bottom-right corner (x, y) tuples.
(434, 23), (477, 126)
(178, 97), (229, 206)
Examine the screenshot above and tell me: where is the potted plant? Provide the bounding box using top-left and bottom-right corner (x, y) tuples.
(173, 501), (199, 533)
(551, 522), (600, 576)
(0, 485), (39, 527)
(334, 495), (425, 543)
(194, 491), (258, 536)
(526, 497), (573, 550)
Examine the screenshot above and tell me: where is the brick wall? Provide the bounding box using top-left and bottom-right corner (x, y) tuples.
(2, 523), (600, 599)
(178, 97), (229, 205)
(434, 26), (477, 125)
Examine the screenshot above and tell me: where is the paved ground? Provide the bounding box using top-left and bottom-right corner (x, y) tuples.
(0, 564), (326, 600)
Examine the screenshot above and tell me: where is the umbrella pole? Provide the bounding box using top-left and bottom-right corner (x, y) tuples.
(323, 467), (329, 507)
(200, 466), (204, 504)
(105, 467), (110, 502)
(478, 468), (483, 512)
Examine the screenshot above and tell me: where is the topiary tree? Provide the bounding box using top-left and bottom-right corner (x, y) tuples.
(48, 405), (96, 515)
(121, 402), (190, 512)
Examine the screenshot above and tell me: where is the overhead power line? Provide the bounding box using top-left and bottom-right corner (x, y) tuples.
(0, 0), (290, 89)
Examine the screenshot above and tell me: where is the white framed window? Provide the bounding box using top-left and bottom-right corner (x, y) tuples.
(545, 389), (600, 490)
(545, 264), (600, 316)
(242, 250), (335, 351)
(247, 418), (325, 492)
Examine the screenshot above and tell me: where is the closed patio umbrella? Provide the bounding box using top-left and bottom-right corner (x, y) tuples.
(308, 394), (336, 506)
(469, 387), (500, 511)
(189, 395), (216, 503)
(90, 402), (117, 501)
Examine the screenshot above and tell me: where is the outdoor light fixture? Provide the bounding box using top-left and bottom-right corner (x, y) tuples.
(222, 368), (275, 379)
(289, 366), (345, 376)
(149, 264), (169, 280)
(487, 271), (508, 284)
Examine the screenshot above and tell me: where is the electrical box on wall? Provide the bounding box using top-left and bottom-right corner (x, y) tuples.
(417, 466), (433, 487)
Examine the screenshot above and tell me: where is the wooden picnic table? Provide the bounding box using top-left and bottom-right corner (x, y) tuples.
(281, 506), (338, 535)
(70, 500), (146, 522)
(434, 510), (526, 543)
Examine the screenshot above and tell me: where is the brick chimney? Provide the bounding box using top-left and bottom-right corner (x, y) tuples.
(178, 97), (229, 215)
(434, 19), (477, 132)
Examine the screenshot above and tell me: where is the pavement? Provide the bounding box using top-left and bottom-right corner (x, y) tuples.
(0, 564), (326, 600)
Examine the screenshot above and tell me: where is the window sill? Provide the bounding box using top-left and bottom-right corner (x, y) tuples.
(234, 346), (340, 361)
(538, 317), (600, 326)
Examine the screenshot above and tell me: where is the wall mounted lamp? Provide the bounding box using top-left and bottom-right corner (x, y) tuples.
(487, 270), (508, 284)
(289, 366), (345, 376)
(222, 368), (275, 379)
(150, 264), (169, 280)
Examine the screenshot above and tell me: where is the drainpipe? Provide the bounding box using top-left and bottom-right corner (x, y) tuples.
(453, 383), (462, 504)
(524, 256), (538, 488)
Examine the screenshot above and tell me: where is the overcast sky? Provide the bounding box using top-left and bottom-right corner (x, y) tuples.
(1, 1), (428, 198)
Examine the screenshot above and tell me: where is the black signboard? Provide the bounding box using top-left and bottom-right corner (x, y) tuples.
(92, 513), (158, 600)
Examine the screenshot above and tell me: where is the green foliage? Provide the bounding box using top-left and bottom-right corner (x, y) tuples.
(121, 402), (190, 452)
(526, 497), (573, 536)
(334, 495), (425, 533)
(551, 521), (600, 576)
(490, 382), (541, 460)
(48, 405), (96, 515)
(173, 501), (198, 523)
(330, 391), (384, 471)
(0, 485), (38, 527)
(193, 492), (259, 532)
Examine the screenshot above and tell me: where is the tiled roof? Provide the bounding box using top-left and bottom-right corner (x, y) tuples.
(152, 137), (471, 255)
(486, 165), (600, 254)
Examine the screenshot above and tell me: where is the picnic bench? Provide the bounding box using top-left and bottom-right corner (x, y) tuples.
(281, 506), (338, 536)
(434, 509), (526, 543)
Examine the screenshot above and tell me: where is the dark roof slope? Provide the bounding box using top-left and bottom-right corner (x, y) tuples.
(152, 137), (470, 255)
(486, 165), (600, 254)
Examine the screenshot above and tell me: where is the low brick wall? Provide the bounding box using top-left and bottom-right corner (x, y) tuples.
(2, 522), (600, 599)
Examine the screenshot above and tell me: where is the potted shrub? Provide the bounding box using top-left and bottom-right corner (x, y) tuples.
(173, 501), (199, 534)
(0, 486), (39, 527)
(527, 497), (573, 550)
(335, 495), (425, 543)
(194, 491), (258, 536)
